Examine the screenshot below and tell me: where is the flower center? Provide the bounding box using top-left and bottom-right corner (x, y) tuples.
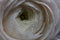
(15, 7), (39, 33)
(19, 9), (29, 20)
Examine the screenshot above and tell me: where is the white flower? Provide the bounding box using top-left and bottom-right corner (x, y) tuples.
(0, 0), (60, 40)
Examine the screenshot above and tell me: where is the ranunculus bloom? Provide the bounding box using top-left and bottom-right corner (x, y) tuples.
(0, 0), (60, 40)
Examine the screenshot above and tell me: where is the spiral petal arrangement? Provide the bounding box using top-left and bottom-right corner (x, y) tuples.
(0, 0), (60, 40)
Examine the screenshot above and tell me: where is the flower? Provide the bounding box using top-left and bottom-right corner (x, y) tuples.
(0, 0), (60, 40)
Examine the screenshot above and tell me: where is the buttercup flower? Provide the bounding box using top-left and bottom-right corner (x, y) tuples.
(0, 0), (60, 40)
